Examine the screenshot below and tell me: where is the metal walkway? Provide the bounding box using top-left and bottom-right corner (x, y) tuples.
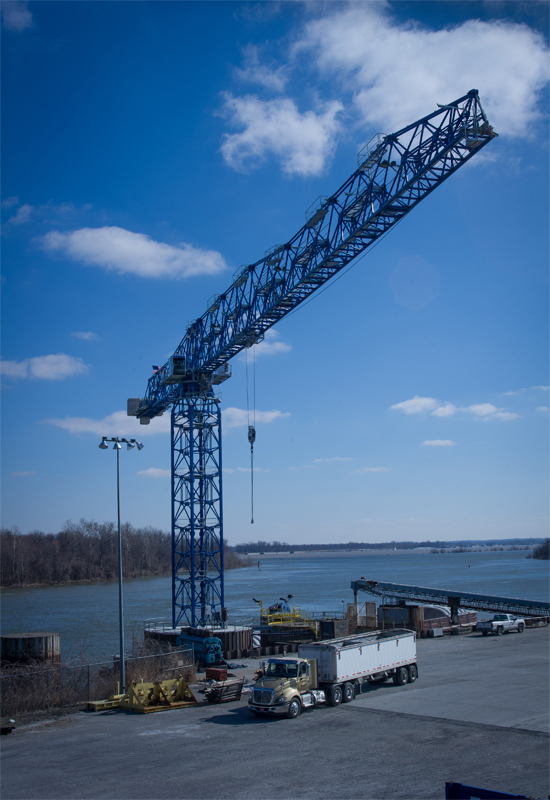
(351, 579), (550, 619)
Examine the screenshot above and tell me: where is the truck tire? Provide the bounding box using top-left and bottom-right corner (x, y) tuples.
(407, 664), (418, 683)
(517, 623), (524, 633)
(327, 685), (343, 706)
(393, 667), (409, 686)
(342, 682), (355, 703)
(287, 698), (301, 719)
(497, 626), (504, 636)
(482, 631), (488, 636)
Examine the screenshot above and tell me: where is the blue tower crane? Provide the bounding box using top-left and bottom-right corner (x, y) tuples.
(128, 90), (497, 629)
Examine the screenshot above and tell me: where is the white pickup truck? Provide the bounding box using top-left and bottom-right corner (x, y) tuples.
(476, 613), (525, 636)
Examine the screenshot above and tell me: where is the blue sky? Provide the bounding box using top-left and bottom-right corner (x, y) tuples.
(1, 1), (548, 545)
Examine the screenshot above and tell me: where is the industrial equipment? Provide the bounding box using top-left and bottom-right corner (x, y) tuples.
(177, 631), (224, 666)
(128, 91), (497, 629)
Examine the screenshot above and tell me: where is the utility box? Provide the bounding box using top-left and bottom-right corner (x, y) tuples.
(205, 667), (227, 681)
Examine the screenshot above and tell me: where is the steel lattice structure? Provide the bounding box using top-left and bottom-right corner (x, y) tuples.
(128, 90), (497, 628)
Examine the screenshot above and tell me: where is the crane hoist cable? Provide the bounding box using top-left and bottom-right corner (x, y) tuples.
(245, 346), (256, 524)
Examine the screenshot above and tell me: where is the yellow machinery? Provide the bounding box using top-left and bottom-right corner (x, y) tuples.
(87, 676), (197, 714)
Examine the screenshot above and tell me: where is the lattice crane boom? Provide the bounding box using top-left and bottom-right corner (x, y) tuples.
(130, 90), (496, 423)
(128, 90), (497, 630)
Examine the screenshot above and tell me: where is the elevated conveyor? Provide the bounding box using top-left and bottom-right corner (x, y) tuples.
(351, 580), (550, 624)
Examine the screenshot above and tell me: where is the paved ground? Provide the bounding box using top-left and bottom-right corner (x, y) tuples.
(2, 628), (548, 800)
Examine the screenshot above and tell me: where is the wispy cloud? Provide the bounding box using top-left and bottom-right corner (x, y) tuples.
(45, 410), (170, 437)
(390, 396), (439, 415)
(2, 1), (32, 32)
(391, 395), (519, 421)
(6, 204), (33, 225)
(71, 331), (100, 341)
(536, 406), (548, 413)
(1, 354), (88, 381)
(2, 197), (19, 209)
(423, 440), (456, 447)
(462, 404), (519, 422)
(39, 226), (228, 279)
(503, 385), (549, 395)
(352, 466), (390, 473)
(219, 94), (342, 176)
(11, 471), (36, 477)
(312, 457), (353, 463)
(137, 468), (170, 479)
(235, 44), (288, 92)
(223, 407), (290, 429)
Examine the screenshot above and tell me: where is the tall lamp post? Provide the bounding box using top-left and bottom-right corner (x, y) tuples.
(99, 436), (144, 692)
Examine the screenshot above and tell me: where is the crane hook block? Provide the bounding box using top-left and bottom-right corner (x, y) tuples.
(248, 426), (256, 447)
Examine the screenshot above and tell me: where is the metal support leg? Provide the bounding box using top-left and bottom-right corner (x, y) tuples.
(172, 390), (224, 628)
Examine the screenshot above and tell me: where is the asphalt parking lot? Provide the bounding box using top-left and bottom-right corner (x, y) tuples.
(2, 627), (548, 800)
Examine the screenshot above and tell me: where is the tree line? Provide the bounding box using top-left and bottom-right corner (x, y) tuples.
(1, 519), (248, 587)
(233, 537), (544, 554)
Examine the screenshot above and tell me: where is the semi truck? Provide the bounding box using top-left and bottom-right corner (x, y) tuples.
(248, 628), (417, 719)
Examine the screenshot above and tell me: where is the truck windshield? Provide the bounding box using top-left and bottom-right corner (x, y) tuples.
(266, 662), (298, 678)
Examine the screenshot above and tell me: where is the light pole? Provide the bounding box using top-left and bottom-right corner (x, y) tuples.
(98, 436), (144, 692)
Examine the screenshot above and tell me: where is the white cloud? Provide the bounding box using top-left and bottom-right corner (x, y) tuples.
(462, 403), (519, 421)
(244, 329), (291, 359)
(536, 406), (549, 413)
(391, 395), (519, 421)
(352, 466), (390, 473)
(236, 466), (270, 473)
(11, 471), (36, 477)
(423, 440), (456, 447)
(45, 410), (170, 438)
(1, 354), (88, 381)
(235, 44), (288, 92)
(6, 204), (33, 225)
(223, 407), (290, 429)
(137, 468), (170, 479)
(219, 94), (342, 176)
(39, 226), (228, 279)
(312, 457), (352, 463)
(504, 385), (549, 395)
(390, 396), (439, 415)
(431, 403), (457, 418)
(2, 1), (32, 31)
(2, 196), (19, 209)
(297, 4), (549, 138)
(71, 331), (100, 341)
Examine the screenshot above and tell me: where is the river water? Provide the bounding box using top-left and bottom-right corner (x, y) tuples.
(1, 550), (548, 662)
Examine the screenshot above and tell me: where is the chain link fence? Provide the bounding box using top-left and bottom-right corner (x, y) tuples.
(0, 647), (194, 719)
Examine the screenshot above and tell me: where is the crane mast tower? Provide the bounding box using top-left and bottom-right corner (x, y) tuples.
(128, 90), (497, 629)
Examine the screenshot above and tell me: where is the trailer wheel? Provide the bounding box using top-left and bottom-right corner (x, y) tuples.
(497, 627), (504, 636)
(328, 685), (343, 706)
(407, 664), (418, 683)
(517, 623), (524, 633)
(393, 667), (409, 686)
(342, 682), (355, 703)
(287, 698), (301, 719)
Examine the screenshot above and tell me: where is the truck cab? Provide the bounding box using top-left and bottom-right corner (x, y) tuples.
(249, 657), (321, 719)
